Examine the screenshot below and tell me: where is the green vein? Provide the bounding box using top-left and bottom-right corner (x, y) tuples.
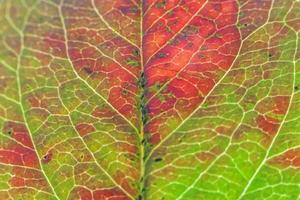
(58, 1), (136, 199)
(144, 1), (280, 199)
(5, 0), (60, 199)
(237, 14), (299, 200)
(145, 3), (273, 165)
(91, 0), (140, 49)
(138, 0), (147, 199)
(58, 1), (139, 135)
(173, 2), (285, 199)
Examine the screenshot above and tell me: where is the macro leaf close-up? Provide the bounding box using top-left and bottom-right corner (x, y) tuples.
(0, 0), (300, 199)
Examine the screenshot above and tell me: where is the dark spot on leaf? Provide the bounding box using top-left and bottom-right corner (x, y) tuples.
(213, 4), (222, 11)
(157, 21), (164, 28)
(294, 86), (299, 91)
(167, 10), (174, 16)
(122, 89), (129, 96)
(154, 157), (163, 162)
(75, 35), (85, 41)
(80, 154), (84, 160)
(165, 26), (172, 33)
(198, 54), (206, 58)
(133, 49), (140, 56)
(137, 194), (143, 200)
(186, 42), (193, 48)
(169, 38), (180, 45)
(214, 33), (222, 38)
(156, 0), (166, 9)
(83, 67), (93, 74)
(6, 129), (13, 135)
(155, 83), (162, 89)
(200, 45), (208, 50)
(42, 152), (52, 164)
(120, 6), (139, 14)
(164, 63), (171, 68)
(183, 25), (199, 36)
(238, 23), (248, 28)
(202, 102), (209, 108)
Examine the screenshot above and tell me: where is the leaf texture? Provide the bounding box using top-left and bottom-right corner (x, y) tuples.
(0, 0), (299, 200)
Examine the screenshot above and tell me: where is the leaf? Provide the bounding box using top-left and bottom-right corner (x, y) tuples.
(0, 0), (299, 200)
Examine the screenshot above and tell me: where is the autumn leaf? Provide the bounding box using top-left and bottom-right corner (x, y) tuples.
(0, 0), (299, 200)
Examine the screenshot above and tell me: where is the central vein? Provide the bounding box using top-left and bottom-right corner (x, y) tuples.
(138, 1), (148, 199)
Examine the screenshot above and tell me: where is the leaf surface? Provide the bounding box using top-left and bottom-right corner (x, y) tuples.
(0, 0), (299, 200)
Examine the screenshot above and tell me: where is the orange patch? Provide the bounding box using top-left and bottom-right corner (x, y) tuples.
(274, 96), (290, 114)
(93, 188), (129, 200)
(196, 152), (215, 162)
(3, 122), (34, 148)
(115, 170), (136, 196)
(269, 148), (300, 168)
(256, 115), (279, 136)
(70, 187), (92, 200)
(75, 123), (96, 137)
(9, 177), (25, 187)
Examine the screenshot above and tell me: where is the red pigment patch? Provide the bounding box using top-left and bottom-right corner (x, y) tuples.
(143, 0), (207, 61)
(68, 42), (139, 125)
(28, 95), (40, 107)
(5, 35), (21, 54)
(3, 121), (34, 148)
(120, 143), (138, 154)
(216, 125), (234, 136)
(9, 177), (25, 187)
(115, 170), (136, 196)
(268, 148), (300, 168)
(0, 141), (39, 168)
(238, 0), (272, 38)
(108, 86), (138, 121)
(9, 166), (50, 192)
(67, 28), (140, 76)
(256, 96), (290, 115)
(150, 132), (162, 144)
(256, 115), (279, 136)
(75, 123), (96, 137)
(144, 0), (241, 145)
(25, 90), (60, 115)
(0, 150), (22, 166)
(196, 152), (215, 162)
(93, 0), (140, 45)
(286, 6), (300, 31)
(69, 187), (92, 200)
(63, 4), (141, 126)
(34, 51), (52, 66)
(274, 96), (290, 114)
(43, 32), (67, 58)
(92, 106), (115, 118)
(196, 147), (222, 162)
(93, 188), (130, 200)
